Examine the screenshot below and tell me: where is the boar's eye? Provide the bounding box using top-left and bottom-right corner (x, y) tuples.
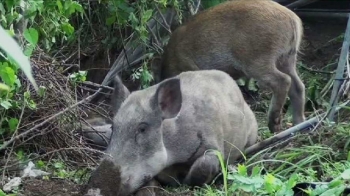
(137, 122), (148, 134)
(135, 122), (149, 143)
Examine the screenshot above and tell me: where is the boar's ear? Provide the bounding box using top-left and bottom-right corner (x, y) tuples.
(154, 78), (182, 119)
(111, 75), (130, 116)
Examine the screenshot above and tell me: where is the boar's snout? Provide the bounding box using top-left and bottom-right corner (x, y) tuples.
(86, 158), (123, 196)
(88, 162), (153, 196)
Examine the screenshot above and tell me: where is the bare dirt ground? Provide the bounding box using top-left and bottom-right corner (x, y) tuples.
(19, 178), (82, 196)
(13, 16), (348, 196)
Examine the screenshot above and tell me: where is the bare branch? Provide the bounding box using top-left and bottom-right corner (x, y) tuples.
(0, 91), (101, 152)
(155, 5), (171, 31)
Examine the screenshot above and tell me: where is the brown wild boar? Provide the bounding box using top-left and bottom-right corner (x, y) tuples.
(85, 70), (258, 196)
(153, 0), (306, 133)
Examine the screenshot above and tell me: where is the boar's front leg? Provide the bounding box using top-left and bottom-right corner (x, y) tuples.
(183, 151), (220, 186)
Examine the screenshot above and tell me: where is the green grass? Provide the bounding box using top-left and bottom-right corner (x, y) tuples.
(188, 117), (350, 196)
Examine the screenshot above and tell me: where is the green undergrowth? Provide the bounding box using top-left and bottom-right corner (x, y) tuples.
(191, 115), (350, 196)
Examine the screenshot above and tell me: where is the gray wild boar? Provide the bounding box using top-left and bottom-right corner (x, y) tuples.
(86, 70), (258, 196)
(153, 0), (306, 133)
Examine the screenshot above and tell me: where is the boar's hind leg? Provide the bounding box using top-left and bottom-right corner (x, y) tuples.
(277, 54), (306, 126)
(183, 151), (220, 186)
(251, 65), (291, 133)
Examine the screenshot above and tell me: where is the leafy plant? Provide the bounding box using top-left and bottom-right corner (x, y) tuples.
(69, 70), (87, 84)
(131, 62), (154, 89)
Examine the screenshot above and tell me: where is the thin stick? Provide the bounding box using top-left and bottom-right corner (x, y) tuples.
(155, 5), (170, 31)
(146, 23), (161, 47)
(1, 101), (26, 184)
(80, 81), (114, 91)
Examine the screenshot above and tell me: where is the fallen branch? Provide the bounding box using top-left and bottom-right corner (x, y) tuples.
(244, 100), (350, 157)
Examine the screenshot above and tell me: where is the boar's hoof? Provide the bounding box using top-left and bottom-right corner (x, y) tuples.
(268, 117), (282, 133)
(133, 179), (160, 196)
(183, 152), (220, 186)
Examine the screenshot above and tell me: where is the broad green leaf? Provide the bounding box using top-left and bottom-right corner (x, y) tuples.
(1, 100), (12, 109)
(5, 0), (16, 11)
(27, 99), (37, 109)
(58, 169), (67, 178)
(106, 16), (116, 26)
(61, 23), (74, 35)
(248, 78), (258, 92)
(23, 28), (39, 45)
(128, 12), (138, 26)
(155, 0), (167, 7)
(142, 9), (153, 23)
(0, 188), (6, 196)
(328, 179), (343, 188)
(251, 166), (261, 177)
(71, 2), (83, 13)
(15, 78), (21, 88)
(56, 0), (63, 13)
(8, 118), (19, 132)
(286, 174), (298, 189)
(16, 149), (24, 161)
(65, 1), (83, 16)
(0, 64), (16, 86)
(341, 169), (350, 180)
(24, 44), (35, 57)
(0, 25), (38, 90)
(117, 2), (134, 13)
(237, 78), (246, 86)
(237, 164), (248, 176)
(0, 83), (10, 91)
(264, 174), (276, 193)
(0, 3), (5, 13)
(276, 186), (294, 196)
(39, 86), (46, 97)
(54, 162), (65, 169)
(319, 186), (345, 196)
(0, 15), (7, 27)
(24, 91), (30, 99)
(36, 160), (45, 168)
(311, 184), (329, 195)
